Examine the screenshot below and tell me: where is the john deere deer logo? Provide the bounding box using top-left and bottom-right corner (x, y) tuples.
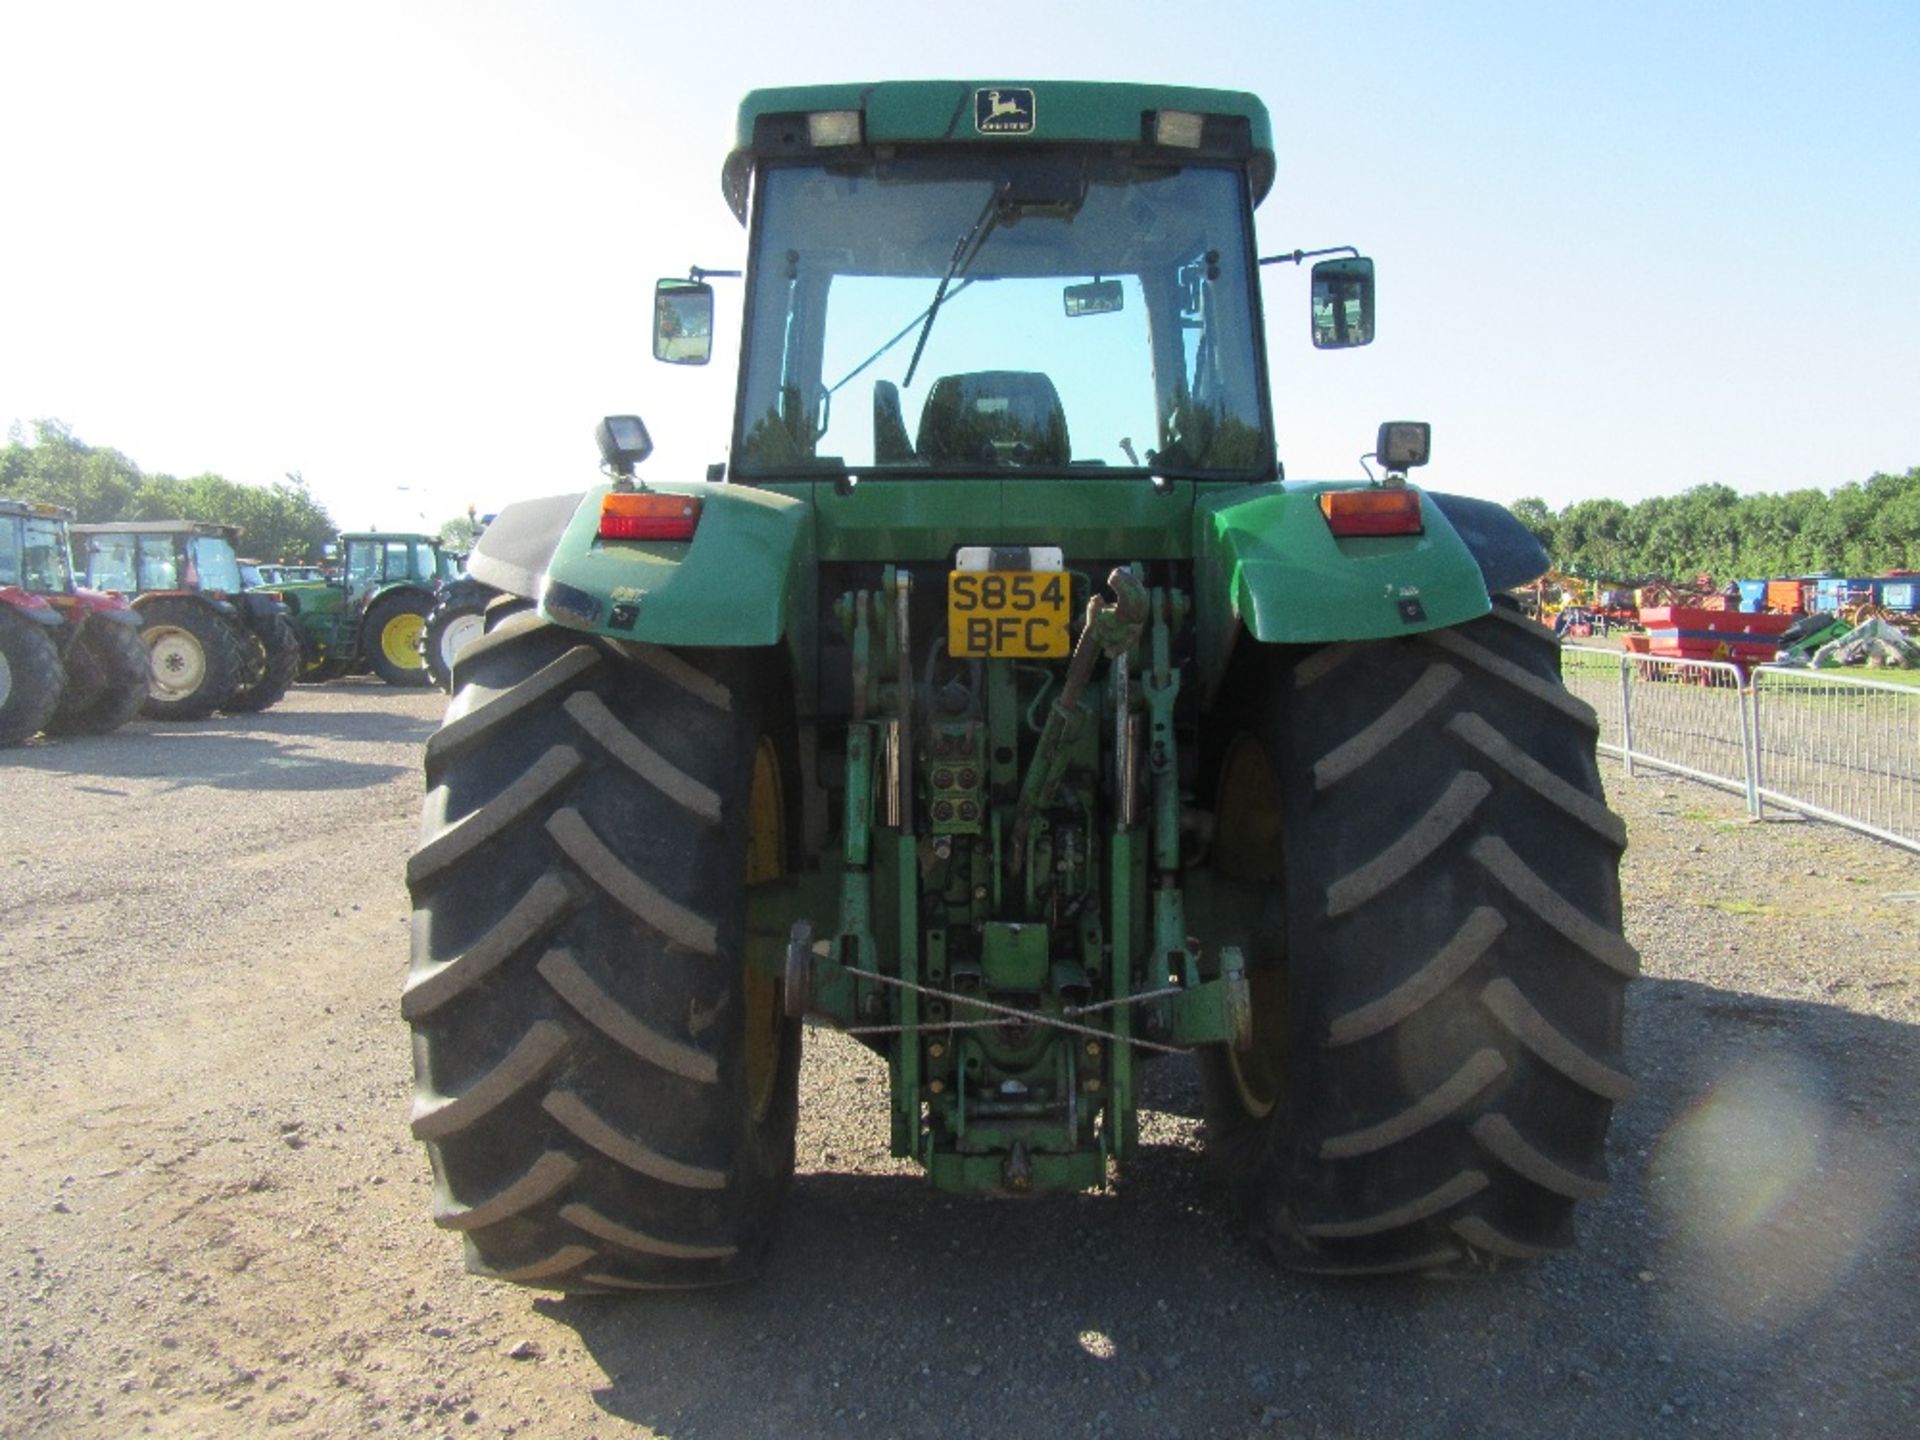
(975, 87), (1035, 135)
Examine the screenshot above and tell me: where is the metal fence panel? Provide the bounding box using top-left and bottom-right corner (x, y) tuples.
(1561, 645), (1920, 856)
(1749, 666), (1920, 852)
(1562, 647), (1752, 800)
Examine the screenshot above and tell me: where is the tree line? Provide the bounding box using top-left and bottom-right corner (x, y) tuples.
(1513, 467), (1920, 582)
(6, 418), (1914, 583)
(0, 420), (337, 562)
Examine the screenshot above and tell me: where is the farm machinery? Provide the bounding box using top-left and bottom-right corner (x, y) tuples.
(0, 499), (149, 744)
(73, 521), (302, 719)
(275, 531), (445, 686)
(405, 81), (1635, 1290)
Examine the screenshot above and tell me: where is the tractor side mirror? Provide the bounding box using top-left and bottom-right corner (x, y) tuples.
(1310, 256), (1375, 349)
(654, 279), (714, 365)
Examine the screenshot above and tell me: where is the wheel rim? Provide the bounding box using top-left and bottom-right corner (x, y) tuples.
(381, 613), (427, 668)
(0, 648), (12, 709)
(144, 625), (208, 700)
(743, 736), (787, 1123)
(439, 612), (485, 671)
(1212, 733), (1286, 1120)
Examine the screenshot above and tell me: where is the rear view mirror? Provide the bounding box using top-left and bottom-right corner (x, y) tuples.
(1063, 279), (1124, 317)
(1310, 256), (1375, 349)
(654, 280), (714, 365)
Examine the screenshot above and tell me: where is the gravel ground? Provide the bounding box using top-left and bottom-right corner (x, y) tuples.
(1, 681), (1915, 1439)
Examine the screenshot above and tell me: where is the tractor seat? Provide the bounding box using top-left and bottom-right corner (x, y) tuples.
(915, 371), (1070, 466)
(874, 380), (915, 463)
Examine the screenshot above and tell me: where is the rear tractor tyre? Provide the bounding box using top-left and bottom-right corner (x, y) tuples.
(223, 615), (302, 714)
(46, 619), (148, 736)
(1199, 605), (1636, 1274)
(0, 607), (66, 745)
(366, 591), (435, 688)
(405, 602), (801, 1290)
(136, 597), (244, 721)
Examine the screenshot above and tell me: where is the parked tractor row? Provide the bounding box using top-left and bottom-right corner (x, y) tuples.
(3, 504), (477, 745)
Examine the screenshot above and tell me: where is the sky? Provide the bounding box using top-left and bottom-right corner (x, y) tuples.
(1, 0), (1915, 533)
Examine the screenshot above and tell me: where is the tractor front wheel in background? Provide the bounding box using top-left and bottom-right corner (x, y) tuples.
(46, 618), (148, 736)
(422, 582), (493, 692)
(136, 598), (244, 720)
(1199, 605), (1636, 1274)
(405, 603), (800, 1290)
(366, 591), (434, 687)
(223, 615), (303, 713)
(0, 607), (66, 745)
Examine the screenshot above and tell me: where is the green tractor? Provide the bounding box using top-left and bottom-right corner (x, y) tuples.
(277, 531), (442, 686)
(405, 81), (1635, 1291)
(73, 520), (301, 720)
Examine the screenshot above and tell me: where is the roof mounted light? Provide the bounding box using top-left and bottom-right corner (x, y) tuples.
(1153, 110), (1206, 148)
(1377, 422), (1432, 474)
(595, 414), (653, 482)
(806, 110), (862, 147)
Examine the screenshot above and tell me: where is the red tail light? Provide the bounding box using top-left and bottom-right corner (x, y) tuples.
(599, 492), (702, 542)
(1318, 488), (1423, 538)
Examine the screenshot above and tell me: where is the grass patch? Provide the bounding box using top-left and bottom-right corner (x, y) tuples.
(1856, 665), (1920, 688)
(1700, 898), (1778, 917)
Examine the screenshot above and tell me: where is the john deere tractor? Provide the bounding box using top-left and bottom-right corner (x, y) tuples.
(0, 499), (149, 743)
(405, 82), (1635, 1291)
(74, 521), (302, 719)
(277, 531), (441, 686)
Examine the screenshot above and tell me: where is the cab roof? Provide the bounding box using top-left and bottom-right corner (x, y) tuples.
(0, 498), (75, 522)
(724, 80), (1275, 222)
(71, 520), (241, 541)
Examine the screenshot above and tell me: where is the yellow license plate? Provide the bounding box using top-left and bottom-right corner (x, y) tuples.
(947, 570), (1071, 658)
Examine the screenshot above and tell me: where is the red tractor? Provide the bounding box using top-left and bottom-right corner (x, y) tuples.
(0, 499), (149, 745)
(72, 520), (302, 720)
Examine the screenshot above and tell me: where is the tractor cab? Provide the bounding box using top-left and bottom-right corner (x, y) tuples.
(650, 85), (1371, 488)
(0, 500), (80, 597)
(77, 521), (248, 598)
(340, 532), (443, 606)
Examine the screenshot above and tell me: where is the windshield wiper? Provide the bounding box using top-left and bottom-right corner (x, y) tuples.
(902, 182), (1009, 390)
(828, 278), (977, 396)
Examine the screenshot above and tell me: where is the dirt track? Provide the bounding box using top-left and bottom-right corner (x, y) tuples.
(3, 682), (1916, 1439)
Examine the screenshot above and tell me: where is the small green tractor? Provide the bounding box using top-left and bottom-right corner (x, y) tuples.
(405, 81), (1635, 1290)
(72, 520), (300, 720)
(0, 499), (149, 743)
(276, 531), (443, 686)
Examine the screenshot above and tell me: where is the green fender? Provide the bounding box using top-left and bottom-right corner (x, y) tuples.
(469, 481), (816, 704)
(1192, 481), (1494, 701)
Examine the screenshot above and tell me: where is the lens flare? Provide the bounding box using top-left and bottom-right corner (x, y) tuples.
(1650, 1057), (1897, 1335)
